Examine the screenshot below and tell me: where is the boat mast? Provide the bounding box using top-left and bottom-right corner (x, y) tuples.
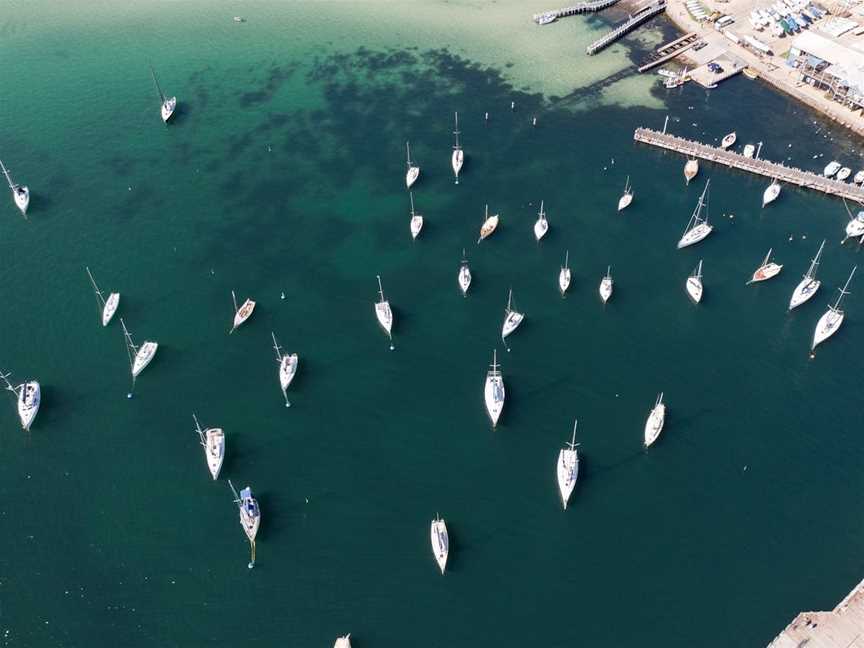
(193, 413), (206, 445)
(506, 288), (513, 314)
(625, 175), (630, 193)
(406, 141), (412, 167)
(0, 159), (15, 190)
(568, 419), (578, 449)
(490, 349), (499, 375)
(831, 266), (856, 313)
(271, 331), (284, 362)
(119, 318), (139, 391)
(228, 479), (241, 505)
(696, 179), (710, 225)
(85, 266), (107, 308)
(0, 371), (18, 397)
(376, 275), (385, 302)
(806, 240), (825, 280)
(763, 248), (773, 267)
(453, 112), (460, 149)
(150, 67), (166, 103)
(409, 192), (415, 217)
(563, 250), (569, 269)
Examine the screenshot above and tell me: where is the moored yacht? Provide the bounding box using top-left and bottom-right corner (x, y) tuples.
(843, 210), (864, 242)
(478, 204), (499, 243)
(686, 260), (704, 303)
(644, 393), (666, 448)
(0, 158), (29, 216)
(762, 179), (781, 207)
(534, 200), (549, 241)
(823, 160), (841, 177)
(230, 291), (256, 333)
(272, 332), (298, 407)
(853, 170), (864, 185)
(430, 515), (449, 574)
(374, 275), (394, 349)
(501, 288), (524, 342)
(743, 144), (755, 158)
(748, 248), (783, 284)
(684, 159), (699, 185)
(617, 176), (633, 211)
(1, 372), (40, 431)
(837, 167), (852, 181)
(720, 131), (737, 149)
(193, 413), (225, 480)
(150, 67), (176, 123)
(451, 112), (464, 184)
(405, 141), (420, 189)
(409, 192), (423, 240)
(556, 420), (580, 509)
(484, 349), (505, 427)
(85, 266), (120, 326)
(229, 480), (261, 542)
(811, 265), (856, 351)
(789, 239), (825, 310)
(599, 266), (613, 303)
(120, 318), (158, 382)
(559, 250), (571, 295)
(334, 634), (352, 648)
(677, 180), (713, 249)
(458, 249), (471, 296)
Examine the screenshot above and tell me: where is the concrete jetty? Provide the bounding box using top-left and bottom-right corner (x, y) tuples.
(767, 577), (864, 647)
(532, 0), (619, 24)
(637, 32), (699, 72)
(586, 0), (667, 55)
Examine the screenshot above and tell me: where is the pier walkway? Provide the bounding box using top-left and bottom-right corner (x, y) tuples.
(532, 0), (619, 24)
(637, 32), (699, 72)
(586, 0), (667, 55)
(633, 127), (864, 202)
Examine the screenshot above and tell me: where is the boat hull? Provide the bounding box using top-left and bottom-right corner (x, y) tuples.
(750, 263), (782, 283)
(677, 223), (713, 249)
(451, 149), (463, 182)
(279, 354), (298, 391)
(684, 160), (699, 184)
(617, 193), (633, 211)
(132, 341), (158, 377)
(13, 186), (29, 215)
(478, 216), (498, 242)
(812, 309), (843, 350)
(17, 381), (40, 431)
(102, 292), (120, 326)
(644, 405), (665, 447)
(599, 278), (613, 304)
(762, 183), (781, 207)
(410, 215), (423, 239)
(556, 449), (578, 509)
(501, 311), (524, 339)
(534, 218), (548, 241)
(406, 166), (420, 189)
(232, 299), (256, 331)
(161, 97), (177, 122)
(789, 278), (820, 310)
(484, 375), (505, 426)
(205, 428), (225, 480)
(375, 301), (393, 336)
(430, 519), (449, 574)
(458, 266), (471, 296)
(559, 268), (571, 295)
(686, 277), (703, 303)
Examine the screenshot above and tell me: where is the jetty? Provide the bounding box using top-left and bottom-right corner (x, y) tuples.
(637, 32), (699, 73)
(586, 0), (667, 55)
(532, 0), (619, 23)
(633, 127), (864, 202)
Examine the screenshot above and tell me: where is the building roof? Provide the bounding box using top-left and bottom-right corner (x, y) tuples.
(791, 31), (864, 94)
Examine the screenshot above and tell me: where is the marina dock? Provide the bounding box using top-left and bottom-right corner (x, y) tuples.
(637, 32), (699, 73)
(633, 127), (864, 202)
(532, 0), (620, 23)
(586, 0), (667, 55)
(767, 577), (864, 647)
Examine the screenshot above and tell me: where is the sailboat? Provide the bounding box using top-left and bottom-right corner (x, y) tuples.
(762, 179), (781, 207)
(686, 260), (703, 303)
(599, 266), (613, 304)
(374, 275), (394, 350)
(789, 240), (825, 310)
(720, 131), (737, 149)
(271, 332), (298, 407)
(747, 248), (783, 284)
(409, 192), (423, 240)
(0, 372), (40, 431)
(557, 420), (580, 509)
(617, 176), (633, 211)
(193, 413), (225, 480)
(0, 157), (29, 216)
(559, 250), (571, 295)
(229, 291), (256, 334)
(684, 159), (699, 185)
(334, 635), (352, 648)
(644, 393), (666, 448)
(228, 479), (260, 569)
(451, 112), (464, 184)
(120, 317), (158, 391)
(501, 288), (524, 344)
(811, 265), (856, 351)
(150, 67), (177, 123)
(677, 179), (713, 249)
(534, 200), (549, 241)
(484, 349), (505, 427)
(477, 204), (499, 243)
(458, 249), (472, 296)
(430, 514), (449, 574)
(843, 210), (864, 242)
(405, 141), (420, 189)
(85, 267), (120, 327)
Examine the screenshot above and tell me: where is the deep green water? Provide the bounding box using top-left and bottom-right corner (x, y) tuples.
(2, 2), (863, 647)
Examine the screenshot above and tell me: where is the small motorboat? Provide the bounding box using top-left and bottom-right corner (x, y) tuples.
(747, 248), (783, 284)
(743, 144), (755, 158)
(720, 132), (737, 149)
(823, 160), (841, 177)
(853, 170), (864, 185)
(684, 159), (699, 185)
(837, 167), (852, 181)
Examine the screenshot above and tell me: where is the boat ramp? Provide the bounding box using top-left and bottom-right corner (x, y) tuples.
(532, 0), (619, 24)
(586, 0), (667, 56)
(637, 32), (699, 72)
(633, 127), (864, 202)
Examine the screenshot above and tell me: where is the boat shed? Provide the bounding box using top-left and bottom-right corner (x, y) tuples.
(787, 31), (864, 112)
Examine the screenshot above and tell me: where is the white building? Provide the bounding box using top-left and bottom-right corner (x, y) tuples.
(787, 31), (864, 111)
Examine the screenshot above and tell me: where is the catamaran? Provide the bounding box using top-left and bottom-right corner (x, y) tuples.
(599, 266), (613, 304)
(0, 157), (29, 216)
(374, 275), (394, 349)
(458, 249), (471, 296)
(823, 160), (841, 177)
(534, 200), (549, 241)
(617, 176), (633, 211)
(501, 288), (524, 343)
(720, 132), (737, 149)
(271, 332), (298, 407)
(430, 514), (449, 574)
(229, 479), (260, 544)
(150, 67), (177, 123)
(405, 141), (420, 189)
(789, 239), (825, 310)
(811, 265), (856, 351)
(748, 248), (782, 284)
(1, 372), (40, 431)
(559, 251), (571, 295)
(193, 413), (225, 480)
(684, 159), (699, 185)
(451, 112), (464, 184)
(686, 260), (704, 303)
(556, 420), (579, 509)
(478, 204), (499, 243)
(409, 192), (423, 240)
(230, 291), (256, 334)
(643, 393), (666, 448)
(677, 179), (713, 249)
(762, 179), (781, 207)
(85, 266), (120, 326)
(120, 318), (158, 389)
(484, 350), (505, 427)
(334, 635), (352, 648)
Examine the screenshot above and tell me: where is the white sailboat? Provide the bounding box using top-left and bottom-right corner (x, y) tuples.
(228, 479), (260, 553)
(556, 420), (580, 509)
(451, 112), (464, 184)
(559, 250), (571, 295)
(762, 179), (781, 207)
(843, 211), (864, 242)
(229, 291), (256, 334)
(85, 266), (120, 326)
(405, 141), (420, 189)
(617, 176), (633, 211)
(430, 514), (449, 574)
(0, 157), (29, 216)
(120, 317), (158, 393)
(484, 350), (505, 427)
(0, 372), (40, 431)
(150, 67), (177, 123)
(271, 332), (298, 407)
(747, 248), (783, 284)
(643, 393), (666, 448)
(477, 204), (499, 243)
(409, 191), (423, 240)
(677, 179), (713, 249)
(333, 635), (352, 648)
(193, 413), (225, 480)
(533, 200), (549, 241)
(789, 239), (825, 310)
(458, 249), (471, 296)
(684, 159), (699, 185)
(686, 260), (703, 303)
(811, 265), (856, 351)
(599, 266), (613, 304)
(374, 275), (394, 350)
(720, 131), (736, 149)
(501, 288), (524, 345)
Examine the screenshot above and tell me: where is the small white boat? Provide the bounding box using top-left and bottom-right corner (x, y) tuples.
(789, 239), (825, 310)
(120, 318), (158, 384)
(0, 158), (29, 216)
(837, 167), (852, 181)
(458, 249), (471, 296)
(230, 291), (256, 333)
(451, 112), (464, 184)
(408, 192), (423, 240)
(686, 260), (704, 303)
(86, 266), (120, 326)
(501, 288), (524, 342)
(743, 144), (755, 158)
(762, 179), (781, 207)
(720, 132), (737, 149)
(823, 160), (841, 177)
(150, 67), (176, 123)
(405, 141), (420, 189)
(333, 634), (352, 648)
(272, 332), (298, 407)
(374, 275), (394, 349)
(229, 479), (260, 543)
(534, 200), (549, 241)
(684, 159), (699, 185)
(535, 12), (557, 24)
(559, 250), (571, 295)
(430, 514), (449, 574)
(193, 413), (225, 480)
(617, 176), (633, 211)
(1, 372), (40, 431)
(748, 248), (783, 284)
(677, 180), (713, 249)
(811, 265), (856, 351)
(853, 170), (864, 185)
(556, 419), (580, 509)
(644, 393), (666, 448)
(233, 16), (244, 22)
(843, 211), (864, 242)
(477, 204), (499, 243)
(599, 266), (613, 303)
(484, 350), (505, 427)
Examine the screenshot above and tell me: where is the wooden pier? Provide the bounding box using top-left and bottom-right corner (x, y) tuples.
(586, 1), (667, 56)
(633, 127), (864, 202)
(637, 32), (699, 72)
(532, 0), (620, 23)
